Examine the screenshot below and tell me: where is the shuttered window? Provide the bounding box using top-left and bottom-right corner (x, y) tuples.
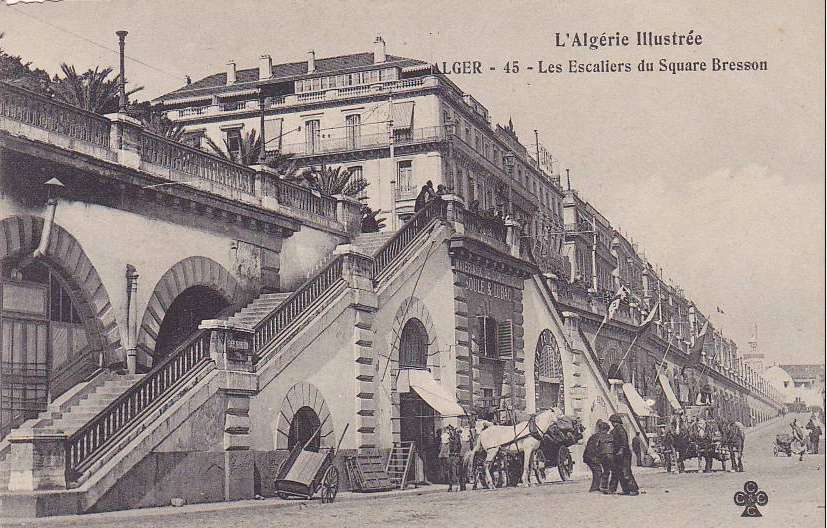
(497, 320), (514, 360)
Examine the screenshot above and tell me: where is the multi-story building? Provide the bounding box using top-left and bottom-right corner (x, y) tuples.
(155, 37), (566, 252)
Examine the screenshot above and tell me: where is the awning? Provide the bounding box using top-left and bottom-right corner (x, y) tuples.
(622, 383), (652, 417)
(391, 102), (414, 130)
(263, 118), (283, 149)
(400, 369), (466, 417)
(658, 374), (682, 411)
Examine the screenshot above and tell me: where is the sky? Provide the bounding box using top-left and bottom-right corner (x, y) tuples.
(0, 0), (824, 365)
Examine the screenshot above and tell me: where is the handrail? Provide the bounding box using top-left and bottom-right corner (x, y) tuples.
(64, 329), (212, 481)
(0, 81), (111, 148)
(372, 197), (448, 277)
(139, 129), (256, 195)
(253, 255), (345, 354)
(273, 179), (337, 220)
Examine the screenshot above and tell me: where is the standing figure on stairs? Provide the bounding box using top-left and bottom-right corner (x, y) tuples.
(414, 180), (437, 213)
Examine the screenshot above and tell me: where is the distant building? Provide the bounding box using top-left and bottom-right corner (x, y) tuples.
(765, 363), (825, 411)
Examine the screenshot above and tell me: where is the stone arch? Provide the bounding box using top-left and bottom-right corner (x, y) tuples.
(388, 296), (440, 378)
(0, 215), (118, 360)
(534, 329), (565, 413)
(275, 382), (334, 450)
(138, 256), (246, 364)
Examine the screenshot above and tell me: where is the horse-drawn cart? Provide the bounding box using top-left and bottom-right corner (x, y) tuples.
(274, 424), (348, 503)
(773, 433), (794, 457)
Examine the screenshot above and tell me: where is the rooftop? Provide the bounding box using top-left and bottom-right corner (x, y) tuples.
(156, 52), (427, 102)
(779, 364), (826, 381)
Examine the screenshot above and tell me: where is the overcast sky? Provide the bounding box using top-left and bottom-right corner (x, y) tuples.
(1, 0), (823, 365)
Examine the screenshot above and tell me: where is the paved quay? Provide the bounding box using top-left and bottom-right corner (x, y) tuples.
(3, 415), (823, 528)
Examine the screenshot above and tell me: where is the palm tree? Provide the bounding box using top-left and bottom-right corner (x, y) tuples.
(51, 63), (143, 114)
(300, 164), (369, 197)
(140, 110), (185, 141)
(263, 151), (299, 179)
(204, 128), (262, 166)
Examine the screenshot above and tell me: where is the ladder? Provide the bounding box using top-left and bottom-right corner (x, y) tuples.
(345, 448), (395, 492)
(386, 441), (416, 489)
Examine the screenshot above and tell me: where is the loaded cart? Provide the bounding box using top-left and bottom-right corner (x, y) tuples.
(274, 424), (348, 503)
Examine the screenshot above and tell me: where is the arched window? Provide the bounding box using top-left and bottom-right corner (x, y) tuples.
(399, 318), (428, 369)
(535, 330), (564, 412)
(288, 406), (321, 451)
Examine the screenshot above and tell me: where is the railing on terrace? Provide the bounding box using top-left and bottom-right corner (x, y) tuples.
(460, 209), (507, 246)
(373, 197), (448, 277)
(64, 329), (212, 482)
(272, 179), (337, 219)
(279, 125), (451, 157)
(0, 81), (111, 148)
(253, 255), (345, 353)
(140, 130), (256, 195)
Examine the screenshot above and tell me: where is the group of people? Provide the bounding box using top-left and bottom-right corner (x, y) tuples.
(582, 414), (640, 496)
(790, 415), (822, 459)
(656, 411), (746, 474)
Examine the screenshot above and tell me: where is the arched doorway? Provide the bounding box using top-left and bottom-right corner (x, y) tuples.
(0, 260), (95, 430)
(288, 406), (321, 451)
(154, 286), (230, 356)
(534, 329), (564, 412)
(397, 317), (436, 479)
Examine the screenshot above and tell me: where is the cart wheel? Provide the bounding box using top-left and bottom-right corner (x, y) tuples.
(557, 446), (573, 481)
(531, 449), (547, 484)
(320, 466), (339, 504)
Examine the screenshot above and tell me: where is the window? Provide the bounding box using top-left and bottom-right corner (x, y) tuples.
(181, 131), (204, 149)
(305, 119), (320, 153)
(397, 160), (413, 191)
(224, 129), (242, 160)
(455, 167), (464, 197)
(345, 114), (361, 149)
(349, 166), (367, 200)
(477, 316), (498, 359)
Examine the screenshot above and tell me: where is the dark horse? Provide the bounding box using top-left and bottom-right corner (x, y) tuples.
(721, 421), (745, 472)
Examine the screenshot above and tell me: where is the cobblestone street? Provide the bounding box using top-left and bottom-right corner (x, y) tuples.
(5, 415), (823, 528)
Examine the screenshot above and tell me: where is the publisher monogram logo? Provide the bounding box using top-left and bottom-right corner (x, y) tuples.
(733, 481), (769, 517)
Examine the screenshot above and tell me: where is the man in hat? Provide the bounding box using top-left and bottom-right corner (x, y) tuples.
(608, 414), (640, 496)
(583, 420), (607, 492)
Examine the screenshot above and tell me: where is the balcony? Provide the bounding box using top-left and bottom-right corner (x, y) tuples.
(168, 76), (439, 121)
(278, 125), (451, 157)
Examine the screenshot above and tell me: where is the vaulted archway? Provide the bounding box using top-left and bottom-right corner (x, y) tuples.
(138, 256), (246, 367)
(275, 383), (334, 450)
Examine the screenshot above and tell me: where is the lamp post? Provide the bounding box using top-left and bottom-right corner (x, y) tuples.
(116, 31), (128, 113)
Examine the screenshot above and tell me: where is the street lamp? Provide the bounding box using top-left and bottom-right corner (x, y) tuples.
(116, 31), (128, 112)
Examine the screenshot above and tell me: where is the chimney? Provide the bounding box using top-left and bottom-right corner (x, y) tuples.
(226, 61), (237, 84)
(259, 54), (272, 79)
(373, 35), (386, 64)
(307, 50), (316, 74)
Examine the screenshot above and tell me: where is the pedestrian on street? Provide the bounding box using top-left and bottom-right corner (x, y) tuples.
(583, 419), (606, 492)
(632, 432), (643, 467)
(806, 417), (821, 455)
(447, 426), (466, 492)
(595, 420), (615, 493)
(438, 427), (451, 487)
(607, 414), (640, 496)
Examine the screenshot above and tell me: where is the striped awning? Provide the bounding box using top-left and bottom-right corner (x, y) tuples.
(391, 101), (414, 130)
(658, 374), (682, 411)
(217, 88), (261, 99)
(161, 94), (213, 106)
(622, 383), (652, 417)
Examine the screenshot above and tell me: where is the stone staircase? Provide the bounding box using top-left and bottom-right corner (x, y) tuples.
(226, 292), (294, 327)
(351, 231), (394, 255)
(0, 374), (143, 489)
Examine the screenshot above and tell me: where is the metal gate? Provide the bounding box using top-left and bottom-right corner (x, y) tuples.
(0, 279), (50, 435)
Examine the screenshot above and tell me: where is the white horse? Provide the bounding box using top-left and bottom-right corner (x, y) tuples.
(470, 408), (562, 488)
